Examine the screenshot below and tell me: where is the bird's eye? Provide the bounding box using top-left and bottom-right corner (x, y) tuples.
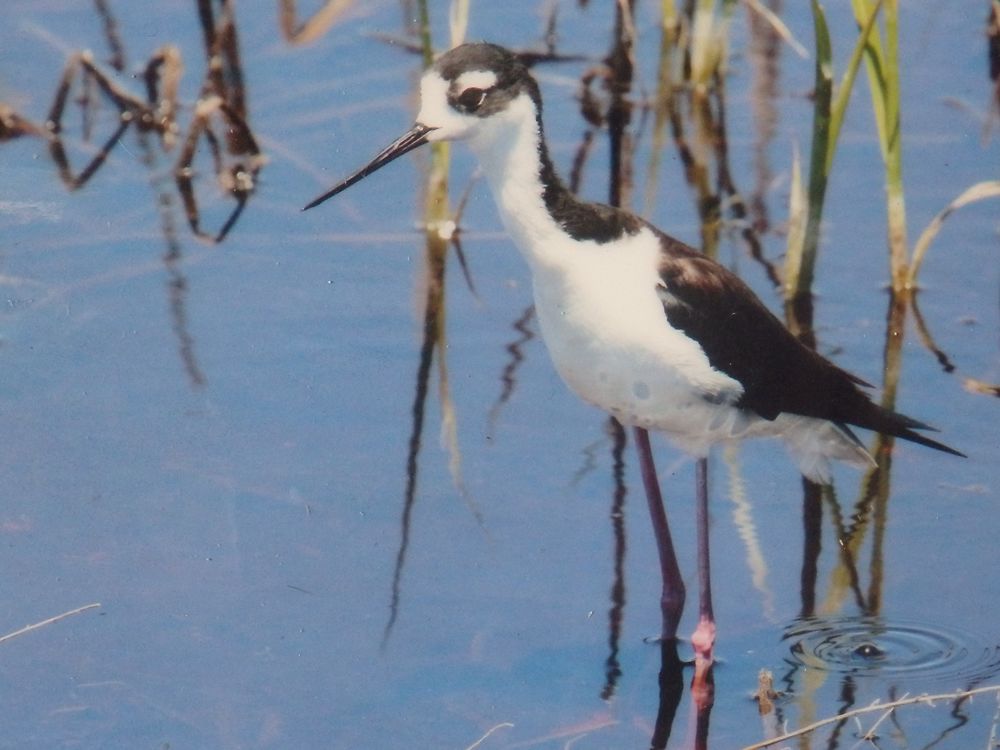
(457, 87), (487, 112)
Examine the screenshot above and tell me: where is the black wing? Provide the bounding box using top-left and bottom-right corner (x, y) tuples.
(651, 227), (963, 457)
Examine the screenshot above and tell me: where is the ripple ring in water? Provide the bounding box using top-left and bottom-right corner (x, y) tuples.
(783, 616), (1000, 686)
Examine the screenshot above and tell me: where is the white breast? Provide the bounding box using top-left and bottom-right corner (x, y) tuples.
(528, 228), (747, 451)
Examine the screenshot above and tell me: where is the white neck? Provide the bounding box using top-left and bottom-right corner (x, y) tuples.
(465, 94), (570, 271)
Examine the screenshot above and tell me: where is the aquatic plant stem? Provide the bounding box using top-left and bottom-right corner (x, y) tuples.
(906, 181), (1000, 288)
(851, 0), (907, 289)
(787, 0), (833, 304)
(641, 0), (680, 220)
(785, 0), (883, 305)
(827, 0), (884, 174)
(882, 0), (907, 291)
(416, 0), (470, 499)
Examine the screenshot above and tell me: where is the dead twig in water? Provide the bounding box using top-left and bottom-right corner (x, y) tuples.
(0, 603), (102, 645)
(741, 685), (1000, 750)
(463, 722), (514, 750)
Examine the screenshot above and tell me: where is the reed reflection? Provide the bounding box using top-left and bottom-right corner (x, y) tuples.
(0, 1), (268, 388)
(381, 16), (591, 645)
(1, 1), (264, 244)
(487, 304), (536, 431)
(382, 200), (447, 649)
(911, 287), (1000, 398)
(380, 2), (517, 648)
(181, 0), (264, 243)
(745, 0), (782, 236)
(989, 1), (999, 132)
(381, 14), (454, 647)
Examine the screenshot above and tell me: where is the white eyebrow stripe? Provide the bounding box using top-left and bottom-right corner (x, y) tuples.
(456, 69), (498, 91)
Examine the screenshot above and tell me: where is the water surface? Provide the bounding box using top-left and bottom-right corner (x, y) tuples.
(1, 2), (997, 748)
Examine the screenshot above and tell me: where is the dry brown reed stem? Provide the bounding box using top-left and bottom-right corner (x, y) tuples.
(279, 0), (355, 45)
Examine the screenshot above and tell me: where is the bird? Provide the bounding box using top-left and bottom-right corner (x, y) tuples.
(304, 41), (963, 663)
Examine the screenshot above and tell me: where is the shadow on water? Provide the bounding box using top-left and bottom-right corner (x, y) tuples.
(2, 1), (999, 748)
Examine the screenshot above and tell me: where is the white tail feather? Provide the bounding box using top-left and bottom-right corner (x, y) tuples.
(777, 415), (876, 484)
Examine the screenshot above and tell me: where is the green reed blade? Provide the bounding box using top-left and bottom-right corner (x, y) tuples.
(784, 0), (832, 301)
(827, 0), (883, 174)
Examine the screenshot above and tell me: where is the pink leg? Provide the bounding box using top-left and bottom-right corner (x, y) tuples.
(691, 457), (716, 669)
(632, 427), (686, 640)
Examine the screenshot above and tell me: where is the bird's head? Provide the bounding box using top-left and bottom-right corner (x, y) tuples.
(304, 42), (539, 210)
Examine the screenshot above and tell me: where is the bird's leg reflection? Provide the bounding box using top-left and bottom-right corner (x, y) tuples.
(601, 418), (628, 701)
(799, 476), (823, 618)
(690, 655), (715, 750)
(648, 638), (715, 750)
(649, 638), (685, 750)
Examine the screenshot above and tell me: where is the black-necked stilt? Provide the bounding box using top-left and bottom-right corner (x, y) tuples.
(304, 42), (962, 662)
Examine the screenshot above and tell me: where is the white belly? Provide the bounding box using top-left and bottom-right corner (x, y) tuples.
(473, 121), (872, 482)
(528, 229), (750, 454)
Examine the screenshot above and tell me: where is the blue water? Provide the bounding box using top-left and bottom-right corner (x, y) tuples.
(1, 1), (997, 748)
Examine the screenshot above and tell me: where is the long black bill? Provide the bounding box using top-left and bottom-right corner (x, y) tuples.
(303, 123), (436, 211)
